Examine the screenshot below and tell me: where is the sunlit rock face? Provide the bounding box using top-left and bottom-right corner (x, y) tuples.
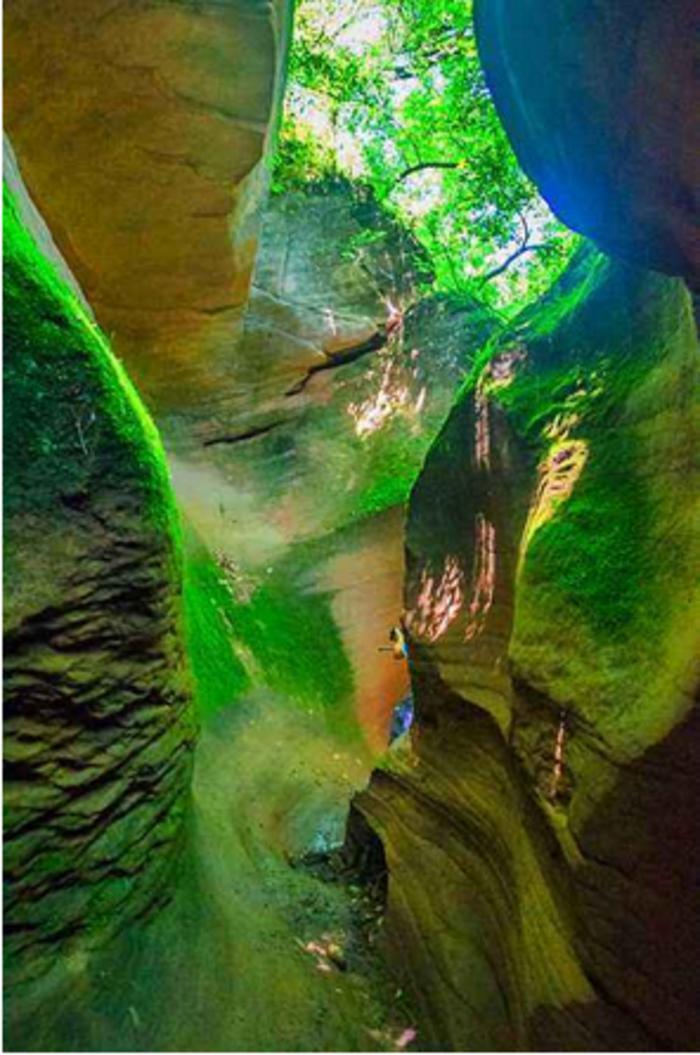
(4, 0), (291, 407)
(172, 182), (495, 751)
(3, 181), (195, 989)
(474, 0), (700, 284)
(170, 183), (479, 529)
(210, 184), (427, 425)
(163, 181), (430, 454)
(356, 248), (700, 1049)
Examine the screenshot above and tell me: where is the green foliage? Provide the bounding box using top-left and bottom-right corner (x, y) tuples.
(272, 116), (341, 192)
(274, 0), (578, 314)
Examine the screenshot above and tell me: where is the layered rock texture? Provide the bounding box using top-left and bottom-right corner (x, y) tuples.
(350, 6), (700, 1048)
(3, 0), (288, 999)
(6, 0), (698, 1049)
(3, 184), (195, 987)
(356, 249), (700, 1049)
(170, 182), (495, 748)
(474, 0), (700, 283)
(171, 182), (492, 533)
(4, 0), (291, 406)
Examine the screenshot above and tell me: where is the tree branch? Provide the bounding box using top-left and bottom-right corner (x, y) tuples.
(396, 160), (461, 182)
(480, 241), (554, 283)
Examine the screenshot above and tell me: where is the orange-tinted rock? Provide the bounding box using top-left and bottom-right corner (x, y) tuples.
(4, 0), (291, 407)
(171, 184), (494, 754)
(356, 250), (700, 1049)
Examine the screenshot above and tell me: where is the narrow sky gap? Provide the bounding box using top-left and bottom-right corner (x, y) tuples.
(274, 0), (579, 316)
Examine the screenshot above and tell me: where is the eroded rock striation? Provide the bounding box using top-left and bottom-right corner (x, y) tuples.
(356, 248), (700, 1049)
(3, 184), (195, 987)
(175, 182), (495, 751)
(170, 182), (490, 521)
(474, 0), (700, 283)
(4, 0), (291, 406)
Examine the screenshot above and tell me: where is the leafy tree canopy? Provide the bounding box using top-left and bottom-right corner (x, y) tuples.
(273, 0), (579, 315)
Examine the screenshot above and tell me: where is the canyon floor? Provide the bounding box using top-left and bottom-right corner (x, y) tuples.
(5, 687), (419, 1053)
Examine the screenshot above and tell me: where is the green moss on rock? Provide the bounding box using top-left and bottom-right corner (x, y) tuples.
(183, 526), (356, 735)
(434, 244), (698, 750)
(3, 181), (195, 985)
(381, 242), (700, 1052)
(492, 254), (699, 751)
(183, 536), (251, 720)
(3, 184), (177, 540)
(232, 574), (354, 718)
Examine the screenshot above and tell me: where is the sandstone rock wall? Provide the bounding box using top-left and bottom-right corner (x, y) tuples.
(174, 183), (494, 751)
(356, 249), (700, 1049)
(4, 0), (292, 408)
(353, 5), (700, 1046)
(3, 183), (196, 988)
(474, 0), (700, 284)
(163, 182), (432, 450)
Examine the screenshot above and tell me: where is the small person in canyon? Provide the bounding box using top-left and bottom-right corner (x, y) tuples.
(389, 623), (408, 660)
(379, 622), (409, 660)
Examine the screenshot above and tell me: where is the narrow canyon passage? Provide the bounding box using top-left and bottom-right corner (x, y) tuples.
(6, 684), (410, 1052)
(6, 416), (418, 1052)
(4, 0), (699, 1051)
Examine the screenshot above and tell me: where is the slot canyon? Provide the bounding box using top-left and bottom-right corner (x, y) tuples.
(3, 0), (699, 1051)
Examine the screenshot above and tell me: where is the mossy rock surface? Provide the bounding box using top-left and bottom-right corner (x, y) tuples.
(361, 247), (700, 1050)
(3, 184), (195, 987)
(182, 521), (359, 744)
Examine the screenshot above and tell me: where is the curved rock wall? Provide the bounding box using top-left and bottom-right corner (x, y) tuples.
(474, 0), (700, 284)
(4, 0), (291, 407)
(3, 2), (290, 983)
(175, 182), (495, 751)
(357, 249), (700, 1049)
(3, 183), (196, 988)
